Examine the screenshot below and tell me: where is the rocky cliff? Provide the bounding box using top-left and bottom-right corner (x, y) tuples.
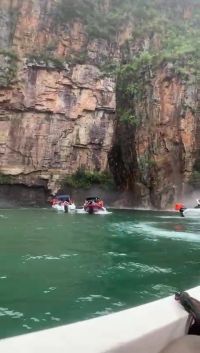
(110, 65), (199, 208)
(0, 0), (117, 194)
(0, 0), (199, 208)
(109, 0), (200, 208)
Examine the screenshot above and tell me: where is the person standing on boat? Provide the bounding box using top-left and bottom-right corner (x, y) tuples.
(195, 199), (200, 208)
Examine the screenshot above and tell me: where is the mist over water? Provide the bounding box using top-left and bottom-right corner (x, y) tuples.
(0, 200), (16, 208)
(181, 190), (200, 208)
(0, 208), (200, 339)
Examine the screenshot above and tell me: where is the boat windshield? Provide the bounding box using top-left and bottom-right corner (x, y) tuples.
(56, 195), (71, 202)
(85, 197), (100, 202)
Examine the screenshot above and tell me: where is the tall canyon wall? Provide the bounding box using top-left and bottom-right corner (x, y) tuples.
(0, 0), (199, 208)
(0, 0), (116, 193)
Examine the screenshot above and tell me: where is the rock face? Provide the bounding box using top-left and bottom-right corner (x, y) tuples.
(0, 0), (116, 193)
(0, 0), (199, 208)
(109, 67), (199, 208)
(0, 63), (115, 191)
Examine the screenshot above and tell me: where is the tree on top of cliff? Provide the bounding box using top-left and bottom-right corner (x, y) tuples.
(53, 0), (200, 43)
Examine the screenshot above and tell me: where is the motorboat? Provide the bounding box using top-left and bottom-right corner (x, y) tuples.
(180, 207), (200, 218)
(50, 195), (76, 213)
(83, 197), (107, 214)
(175, 201), (200, 218)
(1, 286), (200, 352)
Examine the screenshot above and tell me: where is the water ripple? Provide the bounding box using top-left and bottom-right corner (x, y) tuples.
(0, 215), (8, 219)
(140, 223), (200, 242)
(22, 324), (31, 330)
(110, 221), (200, 243)
(50, 316), (60, 321)
(152, 284), (177, 298)
(23, 253), (78, 262)
(108, 262), (172, 274)
(43, 287), (56, 294)
(0, 307), (23, 319)
(94, 308), (113, 316)
(30, 317), (40, 322)
(76, 294), (110, 303)
(106, 252), (127, 257)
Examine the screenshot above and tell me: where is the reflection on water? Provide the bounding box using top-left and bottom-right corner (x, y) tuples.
(172, 224), (185, 232)
(0, 208), (200, 339)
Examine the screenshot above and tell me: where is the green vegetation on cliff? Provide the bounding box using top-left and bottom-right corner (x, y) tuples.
(0, 173), (13, 184)
(62, 168), (114, 189)
(0, 49), (19, 87)
(114, 0), (200, 125)
(54, 0), (126, 39)
(117, 51), (153, 126)
(26, 0), (200, 128)
(54, 0), (199, 46)
(27, 52), (66, 70)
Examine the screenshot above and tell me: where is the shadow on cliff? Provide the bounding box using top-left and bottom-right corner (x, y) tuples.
(0, 185), (48, 208)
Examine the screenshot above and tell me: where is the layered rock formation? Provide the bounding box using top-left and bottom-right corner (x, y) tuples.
(110, 66), (199, 208)
(0, 0), (199, 208)
(0, 0), (117, 193)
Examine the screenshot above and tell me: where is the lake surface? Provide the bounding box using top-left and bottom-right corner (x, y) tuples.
(0, 208), (200, 339)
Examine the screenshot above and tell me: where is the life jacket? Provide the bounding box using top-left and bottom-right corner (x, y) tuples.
(98, 201), (103, 208)
(175, 203), (184, 211)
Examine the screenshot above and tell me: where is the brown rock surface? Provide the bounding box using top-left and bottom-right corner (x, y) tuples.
(109, 66), (199, 208)
(0, 0), (199, 208)
(0, 0), (116, 193)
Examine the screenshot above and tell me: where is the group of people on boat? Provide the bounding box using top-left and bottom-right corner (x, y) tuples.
(83, 197), (105, 214)
(50, 195), (75, 212)
(50, 195), (106, 214)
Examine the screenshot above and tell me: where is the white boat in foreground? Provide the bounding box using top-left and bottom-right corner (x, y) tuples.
(0, 286), (200, 353)
(182, 208), (200, 218)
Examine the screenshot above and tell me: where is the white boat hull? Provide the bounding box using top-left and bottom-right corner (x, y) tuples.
(52, 203), (76, 212)
(52, 204), (110, 214)
(76, 207), (111, 215)
(1, 286), (200, 353)
(183, 208), (200, 218)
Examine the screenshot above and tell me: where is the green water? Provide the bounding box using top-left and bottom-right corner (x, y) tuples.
(0, 208), (200, 339)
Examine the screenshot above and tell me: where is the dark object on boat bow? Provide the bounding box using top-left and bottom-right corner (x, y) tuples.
(175, 291), (200, 334)
(179, 207), (186, 217)
(64, 204), (69, 213)
(85, 197), (100, 202)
